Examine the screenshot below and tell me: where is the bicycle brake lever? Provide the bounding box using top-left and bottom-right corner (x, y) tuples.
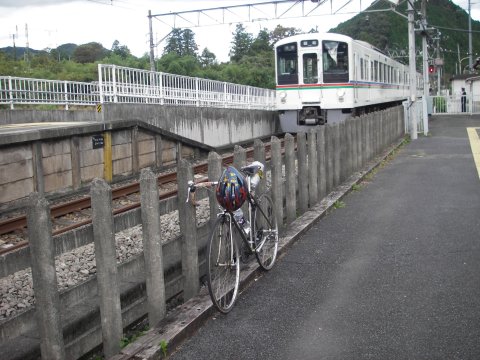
(186, 181), (195, 203)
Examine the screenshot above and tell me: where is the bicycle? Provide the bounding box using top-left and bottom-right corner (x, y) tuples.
(186, 161), (279, 313)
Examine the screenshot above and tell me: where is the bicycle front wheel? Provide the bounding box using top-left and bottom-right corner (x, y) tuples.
(207, 214), (240, 313)
(253, 194), (279, 270)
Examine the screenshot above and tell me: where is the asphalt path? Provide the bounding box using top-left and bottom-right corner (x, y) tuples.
(169, 115), (480, 360)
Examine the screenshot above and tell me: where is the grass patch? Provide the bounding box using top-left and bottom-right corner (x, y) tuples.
(333, 200), (345, 209)
(351, 184), (362, 192)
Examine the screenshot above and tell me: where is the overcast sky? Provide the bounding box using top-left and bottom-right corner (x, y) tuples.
(1, 0), (479, 62)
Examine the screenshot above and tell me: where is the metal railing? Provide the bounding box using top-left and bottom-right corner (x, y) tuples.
(0, 65), (276, 111)
(0, 76), (100, 109)
(97, 64), (276, 110)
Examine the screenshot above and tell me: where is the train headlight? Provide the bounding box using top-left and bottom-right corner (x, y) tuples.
(337, 88), (346, 100)
(279, 91), (287, 103)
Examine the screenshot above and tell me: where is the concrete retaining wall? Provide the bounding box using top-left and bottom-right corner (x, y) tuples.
(0, 104), (280, 149)
(0, 121), (210, 207)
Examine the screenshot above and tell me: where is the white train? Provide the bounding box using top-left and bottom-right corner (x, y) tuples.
(275, 33), (422, 132)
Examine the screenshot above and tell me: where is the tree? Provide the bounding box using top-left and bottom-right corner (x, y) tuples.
(199, 47), (217, 67)
(250, 28), (272, 55)
(182, 29), (198, 57)
(163, 28), (198, 57)
(72, 42), (108, 63)
(111, 40), (131, 59)
(164, 28), (183, 56)
(230, 24), (253, 62)
(269, 25), (300, 46)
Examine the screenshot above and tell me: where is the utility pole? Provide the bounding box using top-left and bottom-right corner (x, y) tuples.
(421, 0), (429, 99)
(468, 0), (472, 72)
(148, 10), (155, 72)
(408, 0), (417, 140)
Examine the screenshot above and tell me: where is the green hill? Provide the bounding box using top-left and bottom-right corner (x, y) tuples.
(330, 0), (480, 76)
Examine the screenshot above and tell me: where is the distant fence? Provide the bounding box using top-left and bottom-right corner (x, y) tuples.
(1, 107), (404, 360)
(430, 94), (480, 114)
(0, 65), (276, 111)
(98, 64), (276, 110)
(0, 76), (99, 109)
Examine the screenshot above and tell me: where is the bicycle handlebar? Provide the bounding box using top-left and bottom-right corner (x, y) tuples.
(186, 180), (218, 205)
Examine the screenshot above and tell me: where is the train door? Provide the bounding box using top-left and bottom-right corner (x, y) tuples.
(300, 52), (320, 104)
(354, 52), (358, 102)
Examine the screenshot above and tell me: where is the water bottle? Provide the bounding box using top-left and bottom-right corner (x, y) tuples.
(250, 173), (260, 190)
(233, 208), (250, 236)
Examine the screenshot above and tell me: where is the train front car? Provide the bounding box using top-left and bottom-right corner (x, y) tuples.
(275, 33), (354, 133)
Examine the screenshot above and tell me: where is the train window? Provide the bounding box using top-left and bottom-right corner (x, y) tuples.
(303, 53), (318, 84)
(276, 42), (298, 85)
(301, 40), (318, 47)
(322, 41), (349, 83)
(360, 58), (364, 80)
(373, 61), (378, 82)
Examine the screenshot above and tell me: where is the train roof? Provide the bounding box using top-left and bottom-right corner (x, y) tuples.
(274, 32), (353, 47)
(274, 32), (391, 59)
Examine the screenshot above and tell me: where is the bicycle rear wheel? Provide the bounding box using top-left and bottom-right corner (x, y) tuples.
(207, 214), (240, 313)
(253, 194), (279, 270)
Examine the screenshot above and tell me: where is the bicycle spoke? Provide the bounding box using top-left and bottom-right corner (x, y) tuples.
(207, 215), (240, 313)
(253, 194), (279, 270)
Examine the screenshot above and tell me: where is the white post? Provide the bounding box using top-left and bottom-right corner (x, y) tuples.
(98, 64), (104, 105)
(421, 0), (429, 135)
(408, 0), (418, 140)
(8, 76), (14, 110)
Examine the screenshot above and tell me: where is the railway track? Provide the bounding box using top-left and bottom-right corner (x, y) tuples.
(0, 143), (276, 255)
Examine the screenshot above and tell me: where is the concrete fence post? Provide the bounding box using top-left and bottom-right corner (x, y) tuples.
(177, 159), (199, 301)
(140, 168), (166, 327)
(234, 145), (248, 216)
(284, 134), (296, 225)
(348, 118), (358, 176)
(90, 178), (123, 359)
(316, 126), (326, 200)
(308, 129), (318, 206)
(325, 125), (334, 194)
(208, 152), (223, 229)
(233, 145), (247, 170)
(365, 115), (371, 162)
(27, 193), (65, 360)
(270, 136), (283, 230)
(357, 116), (363, 169)
(340, 121), (348, 182)
(297, 132), (308, 215)
(254, 139), (266, 197)
(334, 123), (341, 187)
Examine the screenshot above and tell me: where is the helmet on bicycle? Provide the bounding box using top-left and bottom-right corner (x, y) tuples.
(216, 166), (248, 211)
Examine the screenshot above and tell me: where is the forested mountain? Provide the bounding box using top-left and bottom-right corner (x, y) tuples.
(331, 0), (480, 75)
(0, 0), (477, 88)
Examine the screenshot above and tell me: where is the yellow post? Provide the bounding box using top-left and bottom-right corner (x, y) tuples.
(103, 131), (113, 182)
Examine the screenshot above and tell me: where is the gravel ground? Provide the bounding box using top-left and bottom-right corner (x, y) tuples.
(0, 199), (211, 321)
(0, 167), (276, 322)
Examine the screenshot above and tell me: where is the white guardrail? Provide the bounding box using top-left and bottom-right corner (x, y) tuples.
(0, 64), (276, 110)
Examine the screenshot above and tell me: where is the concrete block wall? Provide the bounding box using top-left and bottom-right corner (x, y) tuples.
(0, 123), (205, 207)
(0, 145), (35, 203)
(79, 136), (104, 183)
(42, 139), (73, 193)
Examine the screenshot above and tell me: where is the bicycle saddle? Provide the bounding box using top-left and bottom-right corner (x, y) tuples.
(241, 161), (264, 176)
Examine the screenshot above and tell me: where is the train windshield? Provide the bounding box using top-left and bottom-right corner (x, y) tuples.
(303, 53), (318, 84)
(322, 41), (349, 83)
(276, 42), (298, 85)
